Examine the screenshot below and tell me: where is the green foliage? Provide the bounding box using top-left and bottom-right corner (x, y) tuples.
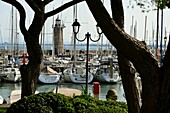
(128, 0), (156, 12)
(128, 0), (170, 12)
(0, 107), (8, 113)
(6, 92), (128, 113)
(6, 92), (74, 113)
(72, 95), (100, 113)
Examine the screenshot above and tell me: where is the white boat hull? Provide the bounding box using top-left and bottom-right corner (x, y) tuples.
(38, 66), (61, 84)
(94, 67), (120, 83)
(63, 67), (93, 84)
(1, 67), (21, 82)
(38, 74), (61, 84)
(0, 95), (4, 104)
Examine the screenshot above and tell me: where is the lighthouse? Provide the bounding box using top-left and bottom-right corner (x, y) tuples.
(52, 16), (65, 57)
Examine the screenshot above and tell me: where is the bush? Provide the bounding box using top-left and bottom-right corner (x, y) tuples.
(0, 107), (8, 113)
(6, 92), (128, 113)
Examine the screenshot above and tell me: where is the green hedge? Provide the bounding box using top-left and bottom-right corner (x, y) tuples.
(0, 107), (8, 113)
(6, 92), (128, 113)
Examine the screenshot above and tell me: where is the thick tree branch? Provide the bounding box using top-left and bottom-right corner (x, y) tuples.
(2, 0), (28, 37)
(111, 0), (124, 29)
(86, 0), (157, 66)
(25, 0), (43, 14)
(45, 0), (84, 18)
(111, 0), (140, 112)
(43, 0), (53, 5)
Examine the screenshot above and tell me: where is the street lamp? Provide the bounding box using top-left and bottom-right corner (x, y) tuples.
(96, 24), (103, 60)
(75, 32), (100, 94)
(72, 19), (80, 34)
(72, 19), (81, 63)
(85, 32), (90, 94)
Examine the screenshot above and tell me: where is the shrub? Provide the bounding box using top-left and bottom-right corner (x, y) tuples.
(6, 92), (128, 113)
(0, 107), (8, 113)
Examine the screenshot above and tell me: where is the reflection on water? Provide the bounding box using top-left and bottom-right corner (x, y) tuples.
(0, 82), (126, 102)
(0, 82), (21, 100)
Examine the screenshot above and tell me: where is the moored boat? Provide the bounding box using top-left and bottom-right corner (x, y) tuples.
(94, 67), (120, 83)
(0, 66), (21, 83)
(94, 60), (120, 83)
(38, 66), (61, 84)
(0, 95), (4, 104)
(63, 66), (93, 84)
(38, 74), (61, 84)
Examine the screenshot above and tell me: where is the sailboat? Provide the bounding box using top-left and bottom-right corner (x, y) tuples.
(0, 65), (21, 82)
(38, 66), (61, 84)
(94, 66), (120, 83)
(0, 7), (21, 83)
(63, 61), (93, 84)
(0, 95), (5, 104)
(93, 57), (120, 83)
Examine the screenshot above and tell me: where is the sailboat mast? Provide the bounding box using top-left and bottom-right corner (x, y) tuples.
(144, 16), (147, 42)
(134, 21), (137, 38)
(14, 9), (18, 56)
(11, 6), (14, 55)
(130, 16), (134, 36)
(152, 22), (155, 51)
(42, 24), (45, 54)
(52, 7), (55, 58)
(160, 9), (164, 61)
(156, 3), (160, 58)
(39, 6), (45, 55)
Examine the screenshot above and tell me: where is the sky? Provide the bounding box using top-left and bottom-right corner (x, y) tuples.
(0, 0), (170, 46)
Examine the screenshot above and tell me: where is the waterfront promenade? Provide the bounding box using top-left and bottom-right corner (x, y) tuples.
(0, 82), (125, 105)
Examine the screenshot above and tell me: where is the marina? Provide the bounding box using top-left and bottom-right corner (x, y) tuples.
(0, 45), (126, 105)
(0, 7), (125, 106)
(1, 0), (170, 112)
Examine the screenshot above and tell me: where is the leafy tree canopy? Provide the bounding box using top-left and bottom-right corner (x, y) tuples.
(128, 0), (170, 12)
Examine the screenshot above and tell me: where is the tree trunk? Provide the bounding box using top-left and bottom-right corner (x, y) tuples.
(118, 54), (141, 113)
(19, 9), (44, 97)
(20, 64), (40, 97)
(110, 0), (140, 112)
(20, 14), (44, 98)
(157, 41), (170, 113)
(86, 0), (160, 112)
(20, 40), (43, 98)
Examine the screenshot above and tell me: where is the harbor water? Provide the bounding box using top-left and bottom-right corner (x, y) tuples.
(0, 82), (126, 103)
(0, 43), (114, 51)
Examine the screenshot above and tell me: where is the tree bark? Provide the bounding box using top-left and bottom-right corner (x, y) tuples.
(110, 0), (140, 113)
(157, 40), (170, 113)
(20, 12), (44, 97)
(118, 54), (141, 113)
(20, 61), (41, 98)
